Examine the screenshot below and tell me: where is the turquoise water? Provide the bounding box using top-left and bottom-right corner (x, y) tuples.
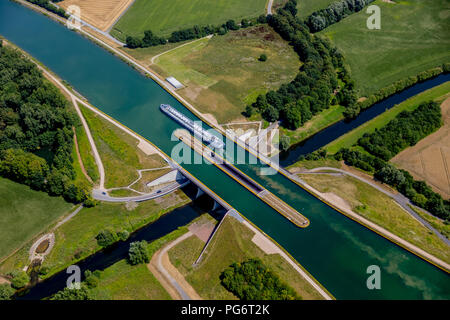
(1, 0), (448, 299)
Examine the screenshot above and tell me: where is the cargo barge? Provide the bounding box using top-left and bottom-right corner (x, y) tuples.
(160, 104), (224, 149)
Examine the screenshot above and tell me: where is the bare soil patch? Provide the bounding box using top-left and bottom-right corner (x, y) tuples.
(59, 0), (134, 31)
(392, 98), (450, 198)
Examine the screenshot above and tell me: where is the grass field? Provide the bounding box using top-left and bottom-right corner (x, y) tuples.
(90, 260), (171, 300)
(296, 0), (338, 18)
(80, 105), (167, 188)
(59, 0), (134, 32)
(325, 81), (450, 154)
(150, 25), (300, 124)
(280, 104), (345, 145)
(112, 0), (268, 39)
(39, 191), (189, 277)
(74, 123), (99, 184)
(391, 97), (450, 198)
(299, 174), (450, 264)
(0, 178), (73, 261)
(168, 216), (325, 300)
(321, 0), (450, 96)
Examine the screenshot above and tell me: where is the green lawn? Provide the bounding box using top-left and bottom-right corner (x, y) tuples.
(90, 260), (171, 300)
(0, 178), (73, 261)
(325, 81), (450, 154)
(74, 121), (99, 184)
(321, 0), (450, 96)
(168, 216), (325, 300)
(281, 104), (345, 145)
(151, 25), (300, 123)
(299, 174), (450, 264)
(39, 191), (190, 278)
(80, 105), (167, 188)
(296, 0), (338, 18)
(112, 0), (268, 40)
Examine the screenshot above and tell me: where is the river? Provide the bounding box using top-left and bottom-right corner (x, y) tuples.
(1, 0), (448, 299)
(279, 73), (450, 166)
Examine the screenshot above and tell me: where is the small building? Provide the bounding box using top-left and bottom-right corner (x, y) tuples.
(166, 76), (184, 90)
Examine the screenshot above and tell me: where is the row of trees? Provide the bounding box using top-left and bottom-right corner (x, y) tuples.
(305, 0), (374, 33)
(0, 46), (92, 204)
(346, 65), (449, 118)
(126, 17), (258, 49)
(220, 259), (300, 300)
(334, 102), (449, 220)
(246, 0), (356, 130)
(27, 0), (68, 18)
(358, 101), (442, 160)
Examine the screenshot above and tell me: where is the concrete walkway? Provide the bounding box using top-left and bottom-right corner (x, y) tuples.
(151, 231), (202, 300)
(92, 179), (189, 203)
(302, 167), (450, 245)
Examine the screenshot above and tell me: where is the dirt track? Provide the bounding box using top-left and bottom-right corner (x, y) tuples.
(392, 97), (450, 198)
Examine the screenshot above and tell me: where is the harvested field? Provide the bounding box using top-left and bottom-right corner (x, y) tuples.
(59, 0), (134, 31)
(392, 97), (450, 198)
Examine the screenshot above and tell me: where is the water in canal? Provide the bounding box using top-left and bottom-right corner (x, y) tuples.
(1, 0), (448, 299)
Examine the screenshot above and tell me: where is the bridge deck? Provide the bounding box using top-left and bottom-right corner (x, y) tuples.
(174, 129), (309, 228)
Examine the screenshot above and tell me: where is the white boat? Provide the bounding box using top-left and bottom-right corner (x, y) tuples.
(160, 104), (225, 149)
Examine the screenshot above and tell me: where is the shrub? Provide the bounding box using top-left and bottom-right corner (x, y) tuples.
(0, 284), (14, 300)
(128, 241), (149, 265)
(220, 259), (300, 300)
(96, 229), (118, 248)
(9, 271), (30, 289)
(259, 54), (268, 62)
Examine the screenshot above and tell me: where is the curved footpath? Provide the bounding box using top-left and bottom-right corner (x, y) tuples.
(301, 167), (450, 245)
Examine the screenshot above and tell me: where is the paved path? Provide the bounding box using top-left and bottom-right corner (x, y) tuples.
(302, 167), (450, 245)
(69, 95), (106, 190)
(150, 35), (213, 65)
(267, 0), (274, 15)
(153, 231), (201, 300)
(92, 179), (189, 202)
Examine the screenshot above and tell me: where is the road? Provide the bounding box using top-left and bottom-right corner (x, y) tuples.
(302, 167), (450, 245)
(152, 231), (201, 300)
(92, 179), (189, 202)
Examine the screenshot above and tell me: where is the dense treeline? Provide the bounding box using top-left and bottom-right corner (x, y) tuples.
(220, 259), (300, 300)
(334, 101), (449, 220)
(305, 0), (374, 33)
(358, 101), (442, 160)
(0, 45), (92, 204)
(126, 17), (257, 49)
(246, 0), (355, 130)
(346, 65), (449, 118)
(26, 0), (68, 18)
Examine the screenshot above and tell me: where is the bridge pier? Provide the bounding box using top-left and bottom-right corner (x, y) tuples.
(212, 200), (220, 211)
(195, 187), (205, 199)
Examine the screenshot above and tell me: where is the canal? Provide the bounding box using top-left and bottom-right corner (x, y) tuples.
(1, 0), (448, 299)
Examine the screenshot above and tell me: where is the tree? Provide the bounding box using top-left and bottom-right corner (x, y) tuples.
(126, 36), (142, 49)
(259, 54), (268, 62)
(279, 135), (291, 151)
(9, 271), (30, 289)
(96, 229), (118, 248)
(220, 259), (300, 300)
(226, 20), (240, 31)
(128, 241), (149, 265)
(51, 285), (92, 300)
(0, 284), (14, 300)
